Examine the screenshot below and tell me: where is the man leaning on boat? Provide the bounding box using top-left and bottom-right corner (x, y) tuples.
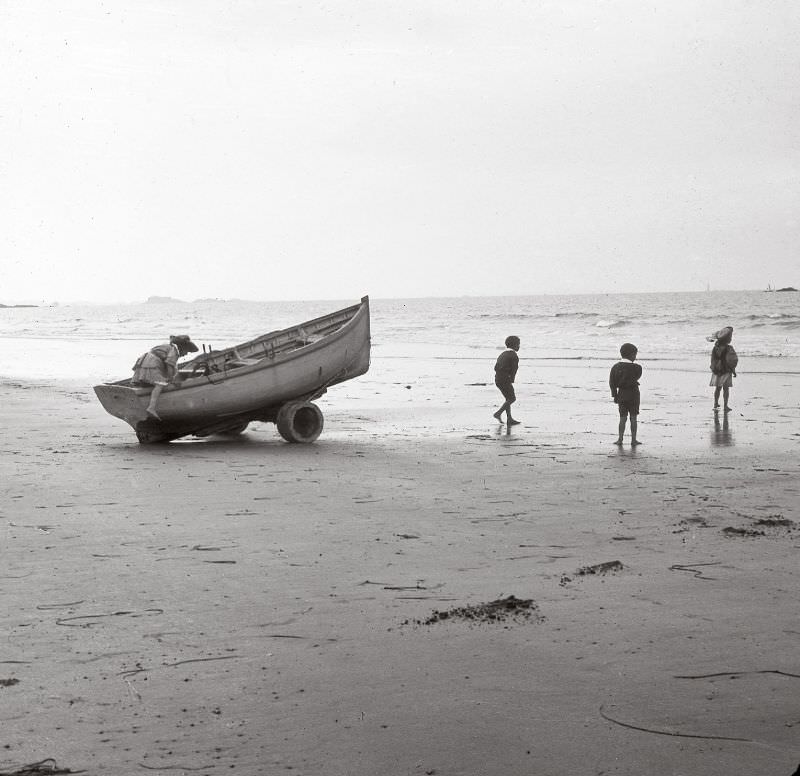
(131, 334), (199, 420)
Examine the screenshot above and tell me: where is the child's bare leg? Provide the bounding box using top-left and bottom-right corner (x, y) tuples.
(723, 386), (731, 412)
(506, 398), (520, 425)
(146, 384), (164, 419)
(713, 386), (721, 408)
(616, 413), (626, 445)
(494, 401), (509, 422)
(630, 414), (640, 445)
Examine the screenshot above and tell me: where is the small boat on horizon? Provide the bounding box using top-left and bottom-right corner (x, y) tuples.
(94, 296), (371, 444)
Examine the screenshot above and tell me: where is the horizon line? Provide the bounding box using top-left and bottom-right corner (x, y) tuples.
(2, 287), (795, 307)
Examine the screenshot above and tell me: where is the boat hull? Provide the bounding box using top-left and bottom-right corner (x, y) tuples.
(93, 297), (371, 441)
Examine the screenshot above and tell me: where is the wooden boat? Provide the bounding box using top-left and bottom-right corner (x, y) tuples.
(94, 296), (371, 444)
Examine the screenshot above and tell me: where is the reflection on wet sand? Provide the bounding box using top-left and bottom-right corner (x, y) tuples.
(712, 411), (734, 446)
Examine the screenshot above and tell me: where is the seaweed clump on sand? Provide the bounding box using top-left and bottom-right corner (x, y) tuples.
(722, 526), (765, 538)
(575, 560), (624, 576)
(560, 560), (624, 586)
(0, 760), (83, 775)
(722, 515), (796, 538)
(754, 516), (795, 528)
(410, 595), (543, 627)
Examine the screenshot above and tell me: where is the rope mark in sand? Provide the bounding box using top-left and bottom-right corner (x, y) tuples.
(599, 705), (752, 742)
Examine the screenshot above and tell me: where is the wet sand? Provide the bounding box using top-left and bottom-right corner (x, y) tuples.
(1, 370), (799, 776)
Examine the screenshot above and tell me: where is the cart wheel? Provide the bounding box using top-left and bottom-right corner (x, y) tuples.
(276, 401), (324, 443)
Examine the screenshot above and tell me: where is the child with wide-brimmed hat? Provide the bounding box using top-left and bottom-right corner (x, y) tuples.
(707, 326), (737, 412)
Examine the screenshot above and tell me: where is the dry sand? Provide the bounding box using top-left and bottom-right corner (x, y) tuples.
(1, 374), (799, 776)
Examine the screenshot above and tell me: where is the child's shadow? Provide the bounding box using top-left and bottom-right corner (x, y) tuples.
(493, 424), (518, 438)
(611, 444), (640, 456)
(711, 411), (734, 447)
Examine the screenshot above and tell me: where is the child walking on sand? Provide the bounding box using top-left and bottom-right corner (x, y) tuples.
(707, 326), (737, 412)
(493, 335), (521, 425)
(609, 342), (642, 445)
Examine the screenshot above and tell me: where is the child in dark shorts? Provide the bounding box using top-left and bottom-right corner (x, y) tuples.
(493, 335), (521, 426)
(609, 342), (642, 446)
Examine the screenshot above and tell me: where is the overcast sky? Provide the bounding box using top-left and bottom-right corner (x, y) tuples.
(2, 1), (798, 304)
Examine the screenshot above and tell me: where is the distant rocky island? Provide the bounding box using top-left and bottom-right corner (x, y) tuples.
(145, 295), (185, 304)
(775, 286), (798, 292)
(0, 303), (38, 308)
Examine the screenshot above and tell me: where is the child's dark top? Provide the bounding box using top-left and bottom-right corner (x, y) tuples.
(710, 343), (737, 375)
(494, 349), (519, 383)
(609, 361), (642, 406)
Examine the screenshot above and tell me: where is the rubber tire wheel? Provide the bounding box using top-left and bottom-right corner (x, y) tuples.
(276, 401), (324, 443)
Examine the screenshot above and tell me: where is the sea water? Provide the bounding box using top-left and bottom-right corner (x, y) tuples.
(1, 290), (798, 377)
(1, 291), (798, 447)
